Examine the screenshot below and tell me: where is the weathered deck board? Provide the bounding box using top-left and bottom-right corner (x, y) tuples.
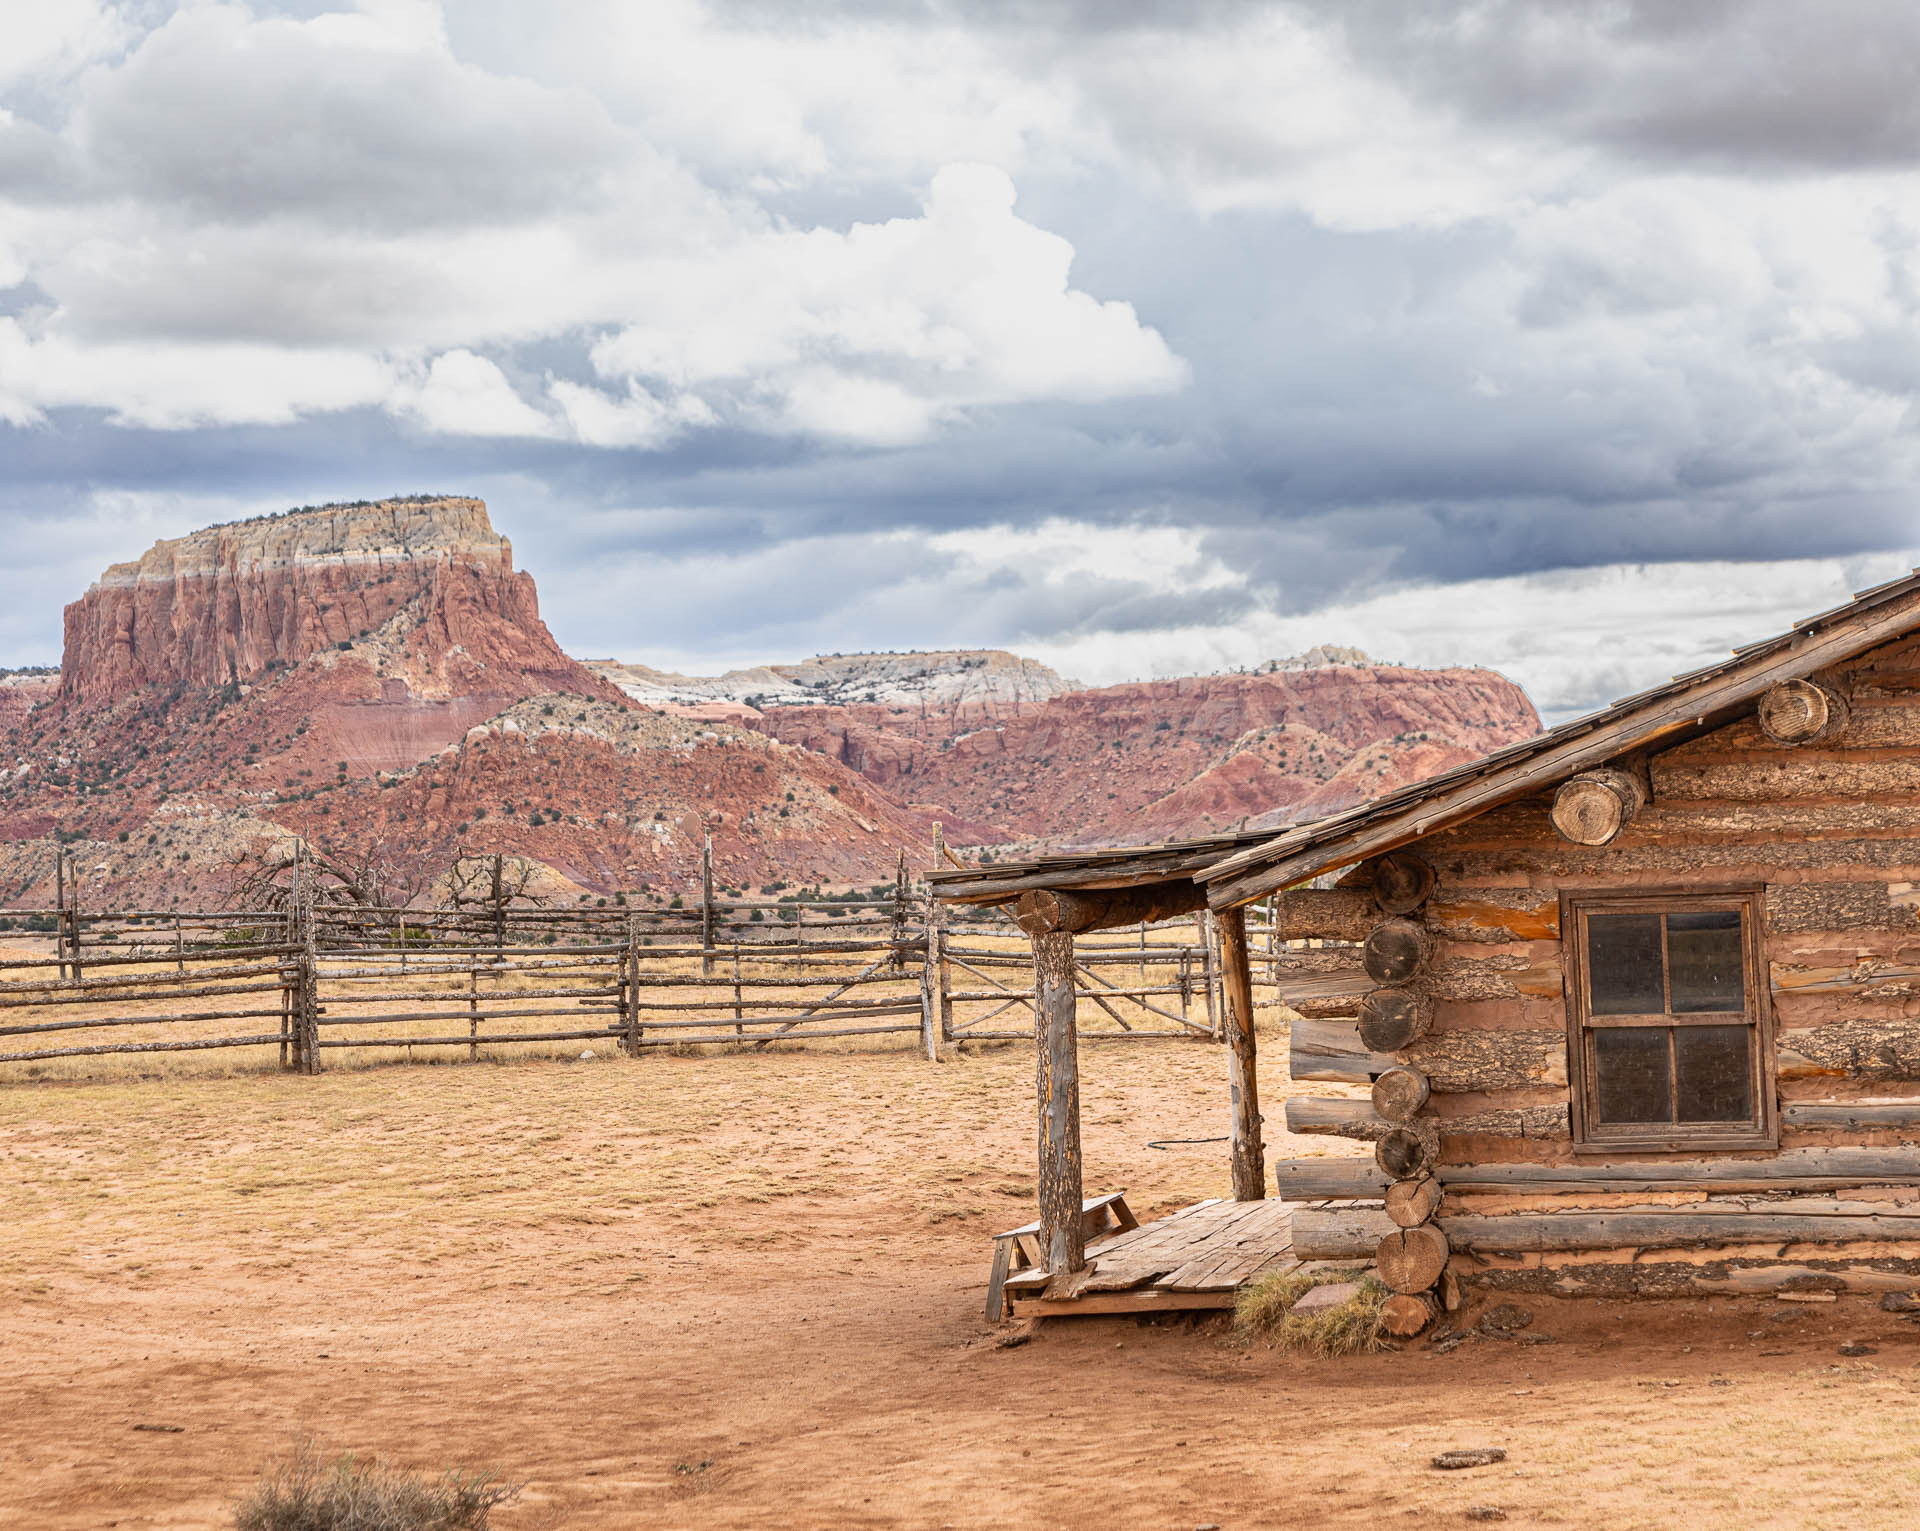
(1001, 1198), (1301, 1317)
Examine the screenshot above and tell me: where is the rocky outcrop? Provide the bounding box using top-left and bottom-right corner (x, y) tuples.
(752, 662), (1541, 845)
(266, 695), (934, 892)
(587, 648), (1076, 712)
(59, 497), (600, 705)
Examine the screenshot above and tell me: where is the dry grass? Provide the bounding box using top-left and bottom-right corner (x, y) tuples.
(1235, 1266), (1388, 1355)
(233, 1436), (518, 1531)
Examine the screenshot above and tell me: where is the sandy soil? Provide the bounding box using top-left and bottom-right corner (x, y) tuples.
(7, 1039), (1920, 1529)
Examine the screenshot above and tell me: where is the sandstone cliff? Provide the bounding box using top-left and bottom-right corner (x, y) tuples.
(751, 662), (1541, 845)
(60, 497), (593, 704)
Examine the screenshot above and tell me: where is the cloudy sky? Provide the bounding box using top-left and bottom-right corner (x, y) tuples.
(4, 1), (1920, 721)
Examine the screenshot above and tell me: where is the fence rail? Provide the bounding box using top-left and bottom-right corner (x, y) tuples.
(0, 847), (1322, 1076)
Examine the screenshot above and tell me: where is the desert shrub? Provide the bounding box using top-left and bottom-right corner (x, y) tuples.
(1234, 1268), (1387, 1356)
(232, 1437), (517, 1531)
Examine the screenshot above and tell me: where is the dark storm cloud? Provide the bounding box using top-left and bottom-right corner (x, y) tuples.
(1304, 0), (1920, 173)
(6, 0), (1920, 709)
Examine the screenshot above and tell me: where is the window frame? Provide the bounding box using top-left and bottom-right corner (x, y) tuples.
(1560, 886), (1777, 1154)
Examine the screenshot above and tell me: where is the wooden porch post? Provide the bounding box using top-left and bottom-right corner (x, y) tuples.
(1217, 903), (1265, 1201)
(1031, 927), (1085, 1275)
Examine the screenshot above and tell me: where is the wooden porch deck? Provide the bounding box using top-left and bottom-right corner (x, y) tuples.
(999, 1197), (1300, 1319)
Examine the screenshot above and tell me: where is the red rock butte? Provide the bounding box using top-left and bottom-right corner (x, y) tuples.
(59, 496), (572, 704)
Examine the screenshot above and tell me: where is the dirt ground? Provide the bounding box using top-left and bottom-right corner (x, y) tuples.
(8, 1038), (1920, 1529)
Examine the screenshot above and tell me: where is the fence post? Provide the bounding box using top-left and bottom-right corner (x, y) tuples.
(298, 883), (321, 1075)
(491, 853), (505, 964)
(54, 851), (68, 983)
(282, 842), (300, 1070)
(890, 849), (909, 972)
(920, 889), (942, 1062)
(624, 914), (642, 1056)
(700, 834), (715, 978)
(67, 855), (83, 984)
(1198, 912), (1219, 1040)
(468, 951), (479, 1062)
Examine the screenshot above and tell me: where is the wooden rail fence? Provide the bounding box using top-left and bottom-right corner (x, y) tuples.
(0, 854), (1315, 1074)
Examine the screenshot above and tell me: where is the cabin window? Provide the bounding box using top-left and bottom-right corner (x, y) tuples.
(1564, 890), (1775, 1151)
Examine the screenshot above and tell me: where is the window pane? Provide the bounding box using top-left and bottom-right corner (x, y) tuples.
(1593, 1027), (1671, 1124)
(1587, 913), (1665, 1015)
(1667, 911), (1745, 1013)
(1674, 1025), (1753, 1122)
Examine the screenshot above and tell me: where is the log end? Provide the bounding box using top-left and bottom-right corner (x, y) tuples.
(1368, 850), (1435, 916)
(1758, 678), (1847, 745)
(1380, 1291), (1438, 1337)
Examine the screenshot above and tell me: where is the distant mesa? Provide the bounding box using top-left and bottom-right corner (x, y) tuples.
(586, 649), (1077, 714)
(1257, 645), (1373, 671)
(58, 496), (595, 706)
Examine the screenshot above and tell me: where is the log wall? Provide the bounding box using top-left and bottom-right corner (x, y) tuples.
(1284, 635), (1920, 1199)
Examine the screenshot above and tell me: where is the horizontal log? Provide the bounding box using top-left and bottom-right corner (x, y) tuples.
(0, 943), (297, 973)
(1285, 1096), (1390, 1141)
(1404, 1028), (1569, 1091)
(1012, 883), (1206, 936)
(1769, 882), (1920, 935)
(1425, 954), (1564, 1004)
(1428, 840), (1920, 887)
(317, 1028), (622, 1049)
(0, 979), (293, 1009)
(310, 986), (624, 1004)
(1784, 1101), (1920, 1131)
(1275, 1147), (1920, 1199)
(0, 1006), (289, 1037)
(1656, 757), (1920, 803)
(1467, 1254), (1920, 1299)
(1269, 888), (1380, 942)
(1289, 1204), (1396, 1259)
(0, 1032), (286, 1063)
(313, 1006), (623, 1025)
(1288, 1017), (1396, 1083)
(1284, 1096), (1571, 1141)
(614, 1004), (928, 1030)
(638, 1023), (922, 1045)
(1779, 1019), (1920, 1080)
(1446, 1208), (1920, 1253)
(1290, 1019), (1568, 1091)
(1425, 892), (1560, 944)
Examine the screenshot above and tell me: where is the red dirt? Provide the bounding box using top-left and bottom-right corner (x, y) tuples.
(5, 1042), (1917, 1529)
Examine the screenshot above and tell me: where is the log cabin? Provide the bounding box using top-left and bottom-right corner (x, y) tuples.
(931, 571), (1920, 1322)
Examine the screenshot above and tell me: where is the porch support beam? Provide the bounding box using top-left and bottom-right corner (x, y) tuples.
(1217, 904), (1265, 1201)
(1032, 928), (1085, 1276)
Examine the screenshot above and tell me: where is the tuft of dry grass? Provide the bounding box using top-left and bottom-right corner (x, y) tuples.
(232, 1436), (518, 1531)
(1235, 1267), (1388, 1356)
